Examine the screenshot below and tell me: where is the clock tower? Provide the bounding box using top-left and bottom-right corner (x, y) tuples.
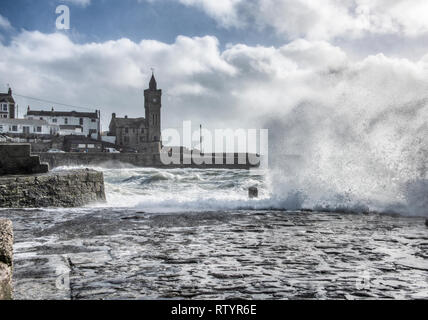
(144, 73), (162, 144)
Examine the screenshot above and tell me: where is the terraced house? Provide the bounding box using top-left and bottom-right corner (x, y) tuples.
(0, 118), (58, 136)
(0, 88), (16, 119)
(25, 108), (101, 138)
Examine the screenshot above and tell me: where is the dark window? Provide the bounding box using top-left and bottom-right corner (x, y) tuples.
(125, 128), (129, 134)
(80, 118), (84, 125)
(64, 118), (68, 124)
(52, 119), (57, 123)
(11, 125), (18, 132)
(91, 119), (96, 123)
(36, 127), (42, 133)
(124, 136), (130, 144)
(141, 128), (144, 134)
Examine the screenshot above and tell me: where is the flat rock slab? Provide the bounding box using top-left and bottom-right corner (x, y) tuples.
(1, 209), (428, 300)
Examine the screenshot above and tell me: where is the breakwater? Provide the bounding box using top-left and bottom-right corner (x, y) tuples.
(0, 144), (48, 175)
(0, 219), (13, 300)
(0, 144), (106, 208)
(0, 170), (106, 208)
(38, 152), (260, 169)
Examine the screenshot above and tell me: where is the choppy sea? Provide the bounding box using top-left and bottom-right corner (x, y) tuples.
(1, 167), (427, 300)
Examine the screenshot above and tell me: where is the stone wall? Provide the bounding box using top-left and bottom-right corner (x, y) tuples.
(38, 152), (260, 170)
(0, 144), (48, 175)
(0, 170), (106, 208)
(0, 219), (13, 300)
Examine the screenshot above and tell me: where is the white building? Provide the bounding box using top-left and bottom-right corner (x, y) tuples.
(58, 125), (85, 136)
(0, 88), (16, 119)
(0, 118), (59, 136)
(25, 108), (101, 138)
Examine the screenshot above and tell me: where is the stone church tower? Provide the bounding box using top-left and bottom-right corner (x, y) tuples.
(109, 73), (163, 154)
(144, 73), (162, 144)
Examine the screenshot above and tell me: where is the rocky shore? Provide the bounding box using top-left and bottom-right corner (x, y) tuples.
(0, 170), (106, 208)
(2, 209), (427, 300)
(0, 219), (13, 300)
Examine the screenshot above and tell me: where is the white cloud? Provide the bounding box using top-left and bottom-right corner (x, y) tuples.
(2, 30), (428, 129)
(0, 14), (12, 30)
(177, 0), (428, 41)
(179, 0), (244, 28)
(0, 31), (237, 128)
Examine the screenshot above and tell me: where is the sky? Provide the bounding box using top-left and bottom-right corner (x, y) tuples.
(1, 0), (428, 146)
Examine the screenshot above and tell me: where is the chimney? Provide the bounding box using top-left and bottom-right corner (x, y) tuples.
(125, 115), (128, 119)
(52, 107), (54, 112)
(8, 87), (11, 95)
(27, 105), (30, 112)
(112, 113), (116, 119)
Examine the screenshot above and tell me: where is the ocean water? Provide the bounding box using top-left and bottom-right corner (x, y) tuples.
(100, 167), (270, 212)
(93, 166), (427, 217)
(1, 166), (428, 300)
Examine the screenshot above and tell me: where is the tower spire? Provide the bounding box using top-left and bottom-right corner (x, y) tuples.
(149, 69), (157, 90)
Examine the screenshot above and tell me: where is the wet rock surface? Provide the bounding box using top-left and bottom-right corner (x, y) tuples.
(0, 219), (13, 300)
(0, 170), (106, 208)
(1, 209), (428, 300)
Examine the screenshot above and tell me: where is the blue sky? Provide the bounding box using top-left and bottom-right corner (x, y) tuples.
(0, 0), (280, 48)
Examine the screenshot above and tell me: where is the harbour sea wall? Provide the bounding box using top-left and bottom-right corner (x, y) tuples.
(0, 144), (48, 175)
(0, 144), (106, 208)
(38, 152), (261, 170)
(0, 170), (106, 208)
(0, 219), (13, 300)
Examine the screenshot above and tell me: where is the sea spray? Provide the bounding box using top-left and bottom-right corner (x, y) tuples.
(263, 95), (428, 216)
(54, 151), (427, 215)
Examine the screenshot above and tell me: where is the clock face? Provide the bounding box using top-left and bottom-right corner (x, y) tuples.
(153, 98), (157, 103)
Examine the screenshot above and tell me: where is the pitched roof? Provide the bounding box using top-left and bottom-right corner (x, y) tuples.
(111, 117), (147, 128)
(0, 93), (15, 104)
(27, 110), (99, 119)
